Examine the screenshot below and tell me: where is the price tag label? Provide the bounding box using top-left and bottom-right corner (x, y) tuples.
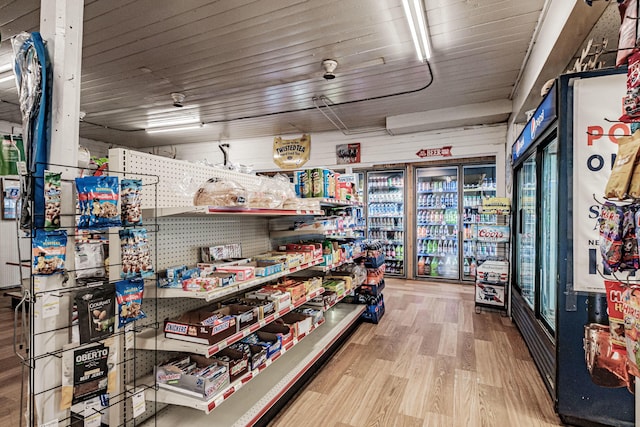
(42, 293), (60, 319)
(83, 400), (102, 427)
(39, 419), (59, 427)
(124, 323), (134, 351)
(17, 161), (27, 176)
(131, 389), (146, 418)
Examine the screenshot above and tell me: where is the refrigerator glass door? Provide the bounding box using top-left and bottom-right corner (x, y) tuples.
(540, 140), (558, 330)
(516, 154), (537, 309)
(462, 165), (497, 281)
(416, 167), (459, 280)
(367, 170), (405, 276)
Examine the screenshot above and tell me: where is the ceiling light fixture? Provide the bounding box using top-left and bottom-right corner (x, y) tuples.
(402, 0), (431, 61)
(145, 123), (203, 134)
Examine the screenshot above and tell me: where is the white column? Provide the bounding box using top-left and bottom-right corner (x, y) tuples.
(31, 1), (84, 426)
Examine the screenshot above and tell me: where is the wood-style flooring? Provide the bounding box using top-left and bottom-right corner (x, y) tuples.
(0, 289), (28, 427)
(270, 278), (564, 427)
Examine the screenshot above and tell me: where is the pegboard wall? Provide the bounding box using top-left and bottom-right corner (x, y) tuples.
(109, 148), (265, 209)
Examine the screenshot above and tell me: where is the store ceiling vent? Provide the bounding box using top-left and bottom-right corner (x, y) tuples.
(386, 99), (512, 135)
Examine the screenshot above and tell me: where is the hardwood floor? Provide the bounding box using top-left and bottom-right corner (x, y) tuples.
(269, 279), (564, 427)
(0, 289), (28, 427)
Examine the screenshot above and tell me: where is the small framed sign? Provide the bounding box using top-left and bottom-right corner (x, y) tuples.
(336, 143), (361, 164)
(2, 178), (20, 220)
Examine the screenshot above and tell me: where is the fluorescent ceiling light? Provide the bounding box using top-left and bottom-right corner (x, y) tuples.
(145, 123), (203, 134)
(402, 0), (431, 61)
(0, 74), (14, 83)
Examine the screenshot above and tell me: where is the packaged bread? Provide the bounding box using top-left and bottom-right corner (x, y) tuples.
(605, 130), (640, 199)
(193, 178), (247, 206)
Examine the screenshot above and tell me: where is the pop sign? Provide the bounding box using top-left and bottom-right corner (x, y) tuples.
(477, 225), (510, 243)
(416, 146), (452, 158)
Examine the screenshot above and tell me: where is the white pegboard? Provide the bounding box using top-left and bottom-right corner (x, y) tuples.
(109, 148), (265, 209)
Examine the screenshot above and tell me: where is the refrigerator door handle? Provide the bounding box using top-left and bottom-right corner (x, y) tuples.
(518, 208), (524, 234)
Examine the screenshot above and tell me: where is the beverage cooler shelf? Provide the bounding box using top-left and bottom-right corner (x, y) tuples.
(416, 190), (457, 194)
(385, 258), (404, 262)
(417, 222), (457, 226)
(417, 253), (459, 257)
(417, 206), (457, 210)
(368, 214), (404, 218)
(417, 237), (457, 241)
(369, 227), (404, 231)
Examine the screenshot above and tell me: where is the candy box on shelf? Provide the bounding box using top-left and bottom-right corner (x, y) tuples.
(245, 288), (292, 311)
(322, 279), (346, 298)
(295, 307), (324, 325)
(242, 331), (282, 359)
(200, 244), (242, 262)
(259, 320), (293, 347)
(285, 243), (322, 260)
(164, 308), (238, 345)
(222, 297), (276, 320)
(216, 265), (255, 282)
(197, 258), (252, 273)
(327, 274), (353, 291)
(281, 312), (313, 338)
(212, 347), (249, 383)
(199, 271), (236, 288)
(228, 341), (267, 371)
(306, 290), (338, 310)
(303, 276), (323, 294)
(249, 261), (283, 277)
(218, 304), (259, 331)
(155, 354), (229, 399)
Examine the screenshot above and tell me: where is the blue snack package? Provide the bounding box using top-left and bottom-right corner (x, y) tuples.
(121, 179), (143, 226)
(32, 229), (67, 275)
(116, 278), (146, 327)
(76, 176), (121, 229)
(119, 228), (154, 279)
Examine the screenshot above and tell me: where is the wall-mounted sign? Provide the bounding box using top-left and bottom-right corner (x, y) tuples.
(512, 82), (557, 164)
(481, 197), (511, 215)
(273, 134), (310, 169)
(416, 146), (452, 158)
(336, 143), (361, 164)
(476, 225), (510, 243)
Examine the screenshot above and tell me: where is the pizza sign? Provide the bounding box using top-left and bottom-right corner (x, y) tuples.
(416, 146), (452, 158)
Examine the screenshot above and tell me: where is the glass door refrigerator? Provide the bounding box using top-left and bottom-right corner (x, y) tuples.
(461, 164), (498, 281)
(366, 170), (406, 277)
(415, 167), (459, 280)
(511, 70), (634, 427)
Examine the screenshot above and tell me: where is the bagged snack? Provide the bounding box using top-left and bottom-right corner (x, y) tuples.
(75, 284), (116, 344)
(617, 0), (639, 67)
(44, 170), (61, 230)
(620, 205), (639, 270)
(75, 242), (106, 279)
(600, 203), (624, 272)
(119, 228), (154, 279)
(75, 176), (121, 229)
(121, 179), (142, 226)
(622, 285), (640, 378)
(32, 229), (67, 275)
(604, 280), (628, 349)
(116, 278), (146, 327)
(605, 131), (640, 199)
(193, 178), (247, 207)
(71, 343), (109, 404)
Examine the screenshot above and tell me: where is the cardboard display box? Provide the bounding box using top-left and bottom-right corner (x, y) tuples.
(156, 354), (229, 399)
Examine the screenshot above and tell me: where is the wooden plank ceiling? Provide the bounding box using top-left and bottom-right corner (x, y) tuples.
(0, 0), (545, 147)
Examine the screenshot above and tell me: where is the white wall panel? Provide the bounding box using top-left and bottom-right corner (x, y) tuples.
(153, 124), (507, 172)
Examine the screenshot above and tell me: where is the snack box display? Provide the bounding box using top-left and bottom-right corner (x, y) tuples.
(199, 271), (236, 288)
(245, 288), (292, 311)
(303, 276), (323, 293)
(222, 297), (275, 320)
(322, 279), (346, 298)
(321, 254), (334, 266)
(242, 331), (282, 359)
(306, 291), (338, 310)
(266, 279), (306, 303)
(156, 354), (229, 398)
(295, 307), (324, 325)
(281, 312), (313, 338)
(216, 265), (255, 282)
(181, 276), (218, 292)
(326, 274), (353, 291)
(285, 243), (323, 261)
(259, 321), (293, 347)
(228, 341), (267, 371)
(200, 244), (242, 262)
(212, 347), (249, 383)
(218, 304), (259, 331)
(248, 261), (283, 277)
(254, 253), (301, 269)
(164, 308), (238, 345)
(197, 258), (252, 273)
